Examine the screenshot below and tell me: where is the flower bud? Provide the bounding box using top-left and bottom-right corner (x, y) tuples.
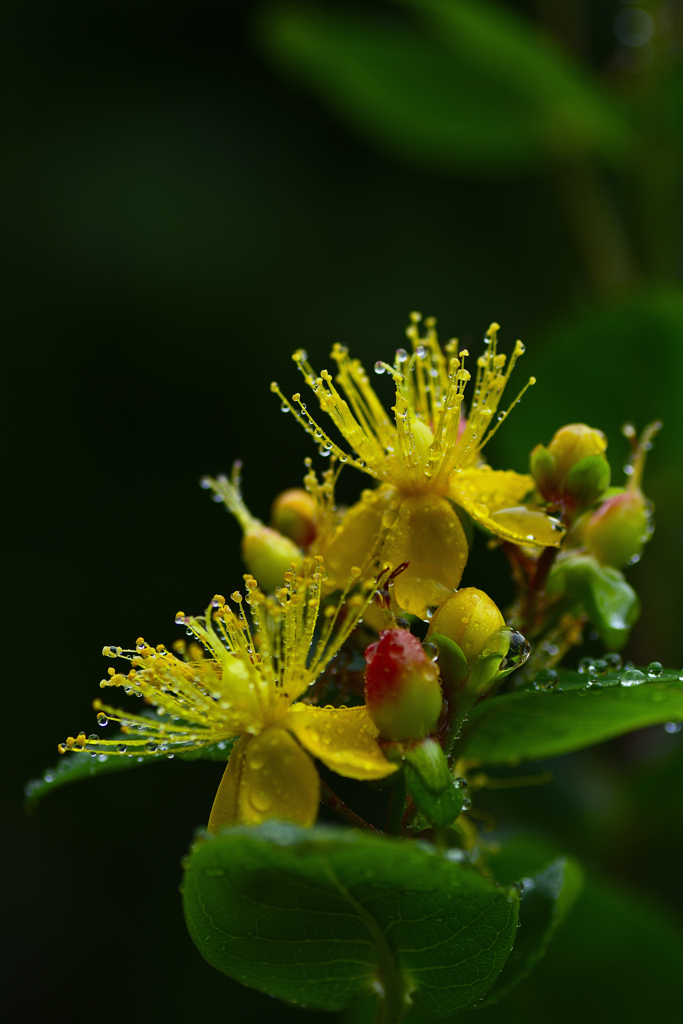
(531, 424), (610, 507)
(427, 588), (513, 696)
(271, 488), (317, 548)
(583, 489), (652, 568)
(242, 527), (303, 593)
(427, 588), (505, 666)
(201, 467), (303, 591)
(364, 628), (443, 741)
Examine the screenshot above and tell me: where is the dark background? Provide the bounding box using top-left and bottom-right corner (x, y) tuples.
(6, 1), (683, 1021)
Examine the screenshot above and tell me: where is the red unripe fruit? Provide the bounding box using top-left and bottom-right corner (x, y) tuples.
(364, 628), (443, 741)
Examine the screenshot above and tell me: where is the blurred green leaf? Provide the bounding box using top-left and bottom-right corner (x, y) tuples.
(471, 872), (683, 1023)
(480, 855), (583, 1007)
(463, 667), (683, 765)
(257, 0), (631, 172)
(24, 740), (233, 811)
(183, 821), (519, 1014)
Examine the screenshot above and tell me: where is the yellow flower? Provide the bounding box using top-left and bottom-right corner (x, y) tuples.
(58, 559), (396, 830)
(271, 314), (564, 617)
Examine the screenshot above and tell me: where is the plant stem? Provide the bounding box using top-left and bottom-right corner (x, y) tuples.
(521, 545), (559, 635)
(320, 780), (380, 833)
(385, 775), (406, 836)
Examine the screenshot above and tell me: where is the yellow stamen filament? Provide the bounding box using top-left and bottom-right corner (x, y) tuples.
(274, 317), (536, 498)
(58, 559), (375, 759)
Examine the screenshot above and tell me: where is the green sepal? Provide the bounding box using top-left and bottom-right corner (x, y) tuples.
(547, 554), (640, 648)
(182, 821), (520, 1015)
(403, 737), (464, 827)
(427, 632), (469, 693)
(565, 454), (611, 506)
(529, 443), (556, 497)
(24, 739), (234, 811)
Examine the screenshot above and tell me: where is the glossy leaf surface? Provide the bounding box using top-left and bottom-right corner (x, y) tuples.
(463, 667), (682, 765)
(182, 821), (519, 1014)
(24, 739), (233, 810)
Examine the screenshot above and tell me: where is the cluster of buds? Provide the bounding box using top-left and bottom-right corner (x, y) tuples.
(528, 421), (660, 652)
(362, 589), (526, 829)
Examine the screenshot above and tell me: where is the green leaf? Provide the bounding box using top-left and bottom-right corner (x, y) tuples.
(24, 739), (233, 811)
(471, 872), (683, 1023)
(462, 667), (683, 765)
(257, 0), (630, 172)
(182, 821), (520, 1014)
(480, 855), (583, 1006)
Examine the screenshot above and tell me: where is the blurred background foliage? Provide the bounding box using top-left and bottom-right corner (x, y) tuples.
(6, 0), (682, 1021)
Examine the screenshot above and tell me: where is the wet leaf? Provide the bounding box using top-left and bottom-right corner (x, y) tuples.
(462, 667), (683, 765)
(183, 821), (519, 1013)
(480, 855), (583, 1006)
(24, 740), (233, 811)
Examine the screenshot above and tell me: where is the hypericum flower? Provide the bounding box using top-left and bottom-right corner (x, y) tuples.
(58, 559), (396, 830)
(271, 314), (564, 616)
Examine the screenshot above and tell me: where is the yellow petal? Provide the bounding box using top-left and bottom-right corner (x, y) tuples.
(285, 704), (397, 781)
(450, 468), (564, 547)
(317, 485), (394, 588)
(207, 735), (249, 834)
(382, 493), (468, 617)
(239, 725), (320, 827)
(450, 466), (533, 511)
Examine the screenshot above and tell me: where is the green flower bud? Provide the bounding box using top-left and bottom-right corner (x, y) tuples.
(201, 465), (303, 591)
(531, 424), (610, 508)
(584, 489), (652, 568)
(426, 589), (526, 698)
(547, 553), (640, 649)
(549, 423), (608, 477)
(242, 527), (303, 593)
(427, 588), (505, 666)
(564, 454), (611, 507)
